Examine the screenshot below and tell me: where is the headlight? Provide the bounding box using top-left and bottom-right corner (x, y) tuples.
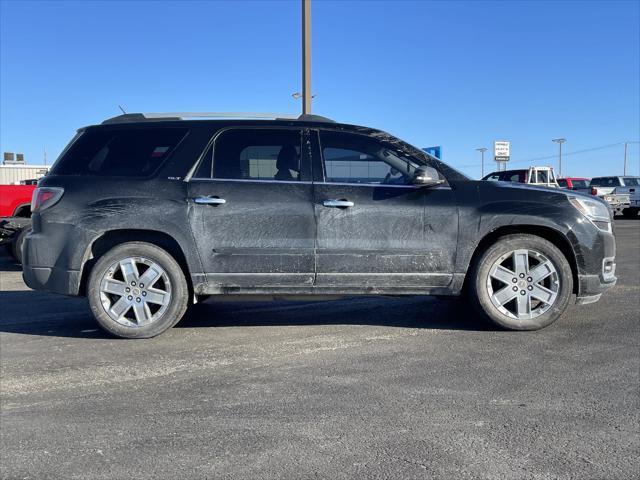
(568, 196), (612, 230)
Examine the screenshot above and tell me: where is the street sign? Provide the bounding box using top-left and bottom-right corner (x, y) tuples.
(494, 141), (510, 162)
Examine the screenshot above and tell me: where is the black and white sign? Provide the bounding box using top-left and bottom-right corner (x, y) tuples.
(494, 141), (510, 162)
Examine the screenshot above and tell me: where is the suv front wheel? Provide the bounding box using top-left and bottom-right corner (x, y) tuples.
(469, 234), (573, 330)
(87, 242), (189, 338)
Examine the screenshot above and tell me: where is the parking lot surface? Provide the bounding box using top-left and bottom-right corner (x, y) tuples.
(1, 220), (638, 479)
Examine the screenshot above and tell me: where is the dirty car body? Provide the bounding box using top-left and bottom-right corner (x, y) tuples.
(22, 114), (617, 337)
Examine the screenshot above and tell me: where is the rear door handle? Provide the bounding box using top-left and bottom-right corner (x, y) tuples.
(194, 196), (226, 205)
(323, 199), (354, 208)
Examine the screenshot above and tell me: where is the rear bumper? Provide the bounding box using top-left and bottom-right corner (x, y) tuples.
(22, 264), (81, 296)
(22, 229), (83, 296)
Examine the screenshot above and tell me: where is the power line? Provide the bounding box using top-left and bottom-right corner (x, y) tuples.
(454, 141), (640, 169)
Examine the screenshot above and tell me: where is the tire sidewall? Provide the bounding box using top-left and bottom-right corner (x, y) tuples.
(12, 227), (30, 264)
(87, 242), (189, 339)
(471, 234), (573, 330)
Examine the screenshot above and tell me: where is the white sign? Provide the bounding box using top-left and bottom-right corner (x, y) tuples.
(494, 141), (510, 162)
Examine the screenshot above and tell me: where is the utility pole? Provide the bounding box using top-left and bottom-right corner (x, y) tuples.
(552, 138), (566, 177)
(302, 0), (312, 115)
(623, 141), (628, 175)
(476, 147), (487, 177)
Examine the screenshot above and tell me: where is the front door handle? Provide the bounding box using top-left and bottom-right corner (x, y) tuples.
(194, 196), (226, 205)
(323, 199), (354, 208)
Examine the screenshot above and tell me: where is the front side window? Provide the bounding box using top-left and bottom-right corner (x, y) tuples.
(320, 131), (427, 185)
(51, 128), (187, 177)
(196, 129), (303, 181)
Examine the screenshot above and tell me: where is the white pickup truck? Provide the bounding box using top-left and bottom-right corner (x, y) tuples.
(590, 176), (640, 218)
(482, 166), (560, 188)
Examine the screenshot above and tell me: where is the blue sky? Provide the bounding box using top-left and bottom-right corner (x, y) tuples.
(1, 0), (638, 178)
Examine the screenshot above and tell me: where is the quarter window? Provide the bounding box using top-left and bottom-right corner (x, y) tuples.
(197, 129), (303, 181)
(51, 128), (187, 177)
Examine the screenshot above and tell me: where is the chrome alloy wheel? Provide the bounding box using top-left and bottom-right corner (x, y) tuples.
(99, 257), (172, 327)
(486, 249), (560, 320)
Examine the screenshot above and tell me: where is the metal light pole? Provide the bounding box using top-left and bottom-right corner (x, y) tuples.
(623, 141), (628, 175)
(476, 147), (488, 177)
(552, 138), (566, 177)
(302, 0), (312, 115)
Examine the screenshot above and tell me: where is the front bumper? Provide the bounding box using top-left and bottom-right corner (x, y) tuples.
(576, 272), (616, 304)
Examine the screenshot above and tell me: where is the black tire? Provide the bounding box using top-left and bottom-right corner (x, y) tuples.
(468, 234), (573, 331)
(11, 227), (30, 264)
(622, 208), (638, 219)
(87, 242), (189, 339)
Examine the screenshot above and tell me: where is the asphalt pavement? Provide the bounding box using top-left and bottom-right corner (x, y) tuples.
(1, 220), (638, 479)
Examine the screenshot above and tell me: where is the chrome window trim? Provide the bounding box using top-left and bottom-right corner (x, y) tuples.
(189, 177), (313, 185)
(314, 181), (451, 190)
(187, 177), (451, 189)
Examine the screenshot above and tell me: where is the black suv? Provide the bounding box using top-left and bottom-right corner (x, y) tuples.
(23, 113), (617, 338)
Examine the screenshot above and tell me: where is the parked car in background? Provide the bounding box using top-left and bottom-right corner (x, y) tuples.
(482, 166), (560, 188)
(0, 183), (36, 263)
(590, 176), (639, 218)
(22, 112), (617, 338)
(558, 177), (590, 194)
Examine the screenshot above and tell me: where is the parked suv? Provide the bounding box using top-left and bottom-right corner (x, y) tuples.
(23, 113), (617, 338)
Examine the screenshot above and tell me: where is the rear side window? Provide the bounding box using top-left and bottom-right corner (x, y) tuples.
(622, 177), (640, 186)
(536, 170), (550, 183)
(195, 128), (304, 181)
(51, 128), (187, 177)
(557, 179), (568, 187)
(590, 177), (620, 187)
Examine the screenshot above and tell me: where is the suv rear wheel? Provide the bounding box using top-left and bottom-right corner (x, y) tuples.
(469, 234), (573, 330)
(87, 242), (189, 338)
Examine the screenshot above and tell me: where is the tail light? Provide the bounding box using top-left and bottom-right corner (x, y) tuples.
(590, 187), (597, 196)
(31, 187), (64, 212)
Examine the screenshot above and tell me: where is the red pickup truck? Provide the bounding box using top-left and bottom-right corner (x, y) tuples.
(0, 184), (36, 262)
(1, 184), (35, 217)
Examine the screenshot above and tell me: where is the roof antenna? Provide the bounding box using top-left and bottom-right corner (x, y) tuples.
(118, 105), (127, 114)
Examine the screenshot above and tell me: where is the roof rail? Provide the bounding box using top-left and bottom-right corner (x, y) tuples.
(102, 112), (336, 124)
(102, 112), (299, 124)
(295, 114), (336, 123)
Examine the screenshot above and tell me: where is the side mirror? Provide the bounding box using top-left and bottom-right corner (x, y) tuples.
(412, 167), (444, 187)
